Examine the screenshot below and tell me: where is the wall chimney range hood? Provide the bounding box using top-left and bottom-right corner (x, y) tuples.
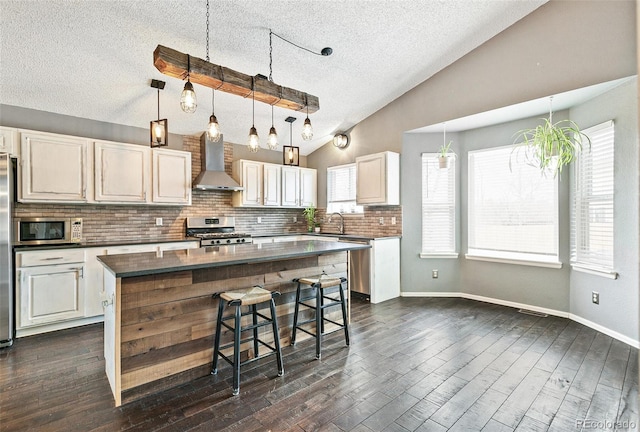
(192, 134), (243, 191)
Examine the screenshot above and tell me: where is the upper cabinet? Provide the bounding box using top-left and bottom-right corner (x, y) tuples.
(19, 131), (90, 203)
(356, 151), (400, 205)
(16, 129), (190, 206)
(94, 140), (149, 203)
(232, 159), (316, 208)
(0, 126), (19, 156)
(152, 148), (191, 205)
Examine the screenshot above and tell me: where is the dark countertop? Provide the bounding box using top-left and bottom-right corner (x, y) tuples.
(252, 232), (401, 242)
(97, 239), (371, 278)
(13, 238), (198, 252)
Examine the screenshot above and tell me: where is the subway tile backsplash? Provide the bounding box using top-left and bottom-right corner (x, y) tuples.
(12, 135), (402, 243)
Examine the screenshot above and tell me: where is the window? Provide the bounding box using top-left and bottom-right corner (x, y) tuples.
(327, 164), (363, 214)
(421, 153), (456, 257)
(467, 145), (560, 267)
(571, 120), (616, 277)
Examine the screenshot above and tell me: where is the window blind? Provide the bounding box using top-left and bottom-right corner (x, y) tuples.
(421, 153), (456, 254)
(571, 120), (615, 271)
(327, 164), (363, 214)
(468, 145), (559, 263)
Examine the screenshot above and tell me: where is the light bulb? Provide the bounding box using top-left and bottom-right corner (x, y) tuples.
(301, 117), (313, 141)
(154, 123), (163, 143)
(248, 126), (259, 152)
(207, 115), (221, 142)
(288, 147), (294, 163)
(267, 126), (278, 150)
(180, 80), (197, 113)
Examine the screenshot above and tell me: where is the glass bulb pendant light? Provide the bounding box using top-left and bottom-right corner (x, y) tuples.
(247, 78), (260, 152)
(206, 90), (221, 141)
(267, 104), (278, 150)
(150, 79), (168, 148)
(180, 54), (197, 113)
(301, 93), (313, 141)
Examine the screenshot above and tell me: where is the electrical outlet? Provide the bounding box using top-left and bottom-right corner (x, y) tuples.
(592, 291), (599, 304)
(257, 217), (262, 224)
(432, 270), (438, 278)
(155, 218), (163, 226)
(293, 216), (297, 223)
(379, 217), (384, 225)
(391, 217), (396, 225)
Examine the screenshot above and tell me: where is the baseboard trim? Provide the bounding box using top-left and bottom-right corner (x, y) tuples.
(401, 291), (639, 348)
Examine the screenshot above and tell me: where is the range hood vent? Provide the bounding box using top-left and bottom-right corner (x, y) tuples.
(192, 134), (243, 191)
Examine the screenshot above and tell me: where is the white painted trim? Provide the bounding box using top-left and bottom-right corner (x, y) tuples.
(400, 291), (638, 348)
(571, 264), (618, 280)
(419, 252), (459, 259)
(465, 254), (562, 269)
(568, 313), (639, 349)
(16, 315), (104, 338)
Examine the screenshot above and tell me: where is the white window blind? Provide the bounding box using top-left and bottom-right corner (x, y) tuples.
(571, 120), (615, 272)
(327, 164), (363, 214)
(421, 153), (456, 255)
(467, 145), (559, 265)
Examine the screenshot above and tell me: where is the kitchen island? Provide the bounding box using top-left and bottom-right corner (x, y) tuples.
(97, 239), (370, 406)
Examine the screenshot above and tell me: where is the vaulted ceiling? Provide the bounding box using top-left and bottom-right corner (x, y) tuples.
(0, 0), (547, 154)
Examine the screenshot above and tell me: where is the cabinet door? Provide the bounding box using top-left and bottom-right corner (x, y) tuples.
(84, 248), (108, 318)
(94, 140), (149, 203)
(299, 167), (317, 207)
(20, 131), (89, 202)
(152, 148), (191, 204)
(263, 163), (281, 206)
(241, 161), (263, 206)
(0, 126), (18, 156)
(281, 166), (300, 207)
(356, 153), (387, 204)
(17, 264), (85, 328)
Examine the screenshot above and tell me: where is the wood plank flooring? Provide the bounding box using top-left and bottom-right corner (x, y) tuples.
(0, 297), (637, 431)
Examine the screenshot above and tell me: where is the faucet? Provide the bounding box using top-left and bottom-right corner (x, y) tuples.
(328, 212), (345, 234)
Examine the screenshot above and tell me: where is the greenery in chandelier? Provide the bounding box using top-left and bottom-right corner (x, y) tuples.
(511, 97), (590, 178)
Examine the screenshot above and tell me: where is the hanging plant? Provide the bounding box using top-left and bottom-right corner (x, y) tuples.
(511, 97), (590, 178)
(437, 122), (454, 169)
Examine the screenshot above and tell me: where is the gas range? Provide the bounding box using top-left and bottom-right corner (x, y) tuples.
(185, 217), (252, 246)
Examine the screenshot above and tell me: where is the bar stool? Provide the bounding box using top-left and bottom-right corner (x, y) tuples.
(291, 274), (350, 359)
(211, 285), (284, 396)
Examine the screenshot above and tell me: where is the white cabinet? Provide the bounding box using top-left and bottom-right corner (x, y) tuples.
(84, 247), (108, 317)
(299, 167), (317, 207)
(356, 151), (400, 205)
(94, 140), (149, 203)
(19, 131), (90, 202)
(369, 238), (400, 304)
(232, 160), (262, 206)
(282, 166), (317, 208)
(152, 148), (191, 204)
(16, 249), (86, 331)
(0, 126), (18, 155)
(263, 163), (281, 206)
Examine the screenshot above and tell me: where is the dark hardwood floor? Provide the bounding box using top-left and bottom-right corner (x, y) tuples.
(1, 297), (637, 432)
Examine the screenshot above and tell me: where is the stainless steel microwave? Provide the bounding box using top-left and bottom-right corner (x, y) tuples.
(14, 217), (83, 245)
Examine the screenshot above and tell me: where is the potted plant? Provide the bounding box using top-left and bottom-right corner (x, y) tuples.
(314, 222), (321, 233)
(511, 118), (590, 177)
(302, 206), (316, 233)
(438, 141), (453, 169)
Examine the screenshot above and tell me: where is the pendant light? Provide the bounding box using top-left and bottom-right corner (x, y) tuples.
(247, 77), (260, 152)
(203, 0), (221, 141)
(150, 79), (168, 147)
(266, 30), (278, 150)
(301, 93), (313, 141)
(180, 54), (197, 113)
(283, 116), (299, 166)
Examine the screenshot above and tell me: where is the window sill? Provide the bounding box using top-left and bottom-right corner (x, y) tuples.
(465, 254), (562, 269)
(420, 252), (459, 259)
(571, 264), (618, 280)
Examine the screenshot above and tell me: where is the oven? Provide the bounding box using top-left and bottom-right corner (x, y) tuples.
(185, 217), (252, 246)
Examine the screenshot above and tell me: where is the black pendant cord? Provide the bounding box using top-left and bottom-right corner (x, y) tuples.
(270, 29), (332, 57)
(157, 88), (160, 120)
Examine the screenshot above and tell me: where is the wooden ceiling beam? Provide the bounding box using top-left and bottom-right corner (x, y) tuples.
(153, 45), (319, 113)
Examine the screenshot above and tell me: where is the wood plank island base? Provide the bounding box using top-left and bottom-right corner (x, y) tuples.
(97, 240), (371, 406)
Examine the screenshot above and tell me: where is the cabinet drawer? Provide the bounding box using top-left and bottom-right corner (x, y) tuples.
(16, 249), (85, 267)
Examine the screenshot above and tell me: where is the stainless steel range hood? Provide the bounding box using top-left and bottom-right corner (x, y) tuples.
(192, 134), (243, 191)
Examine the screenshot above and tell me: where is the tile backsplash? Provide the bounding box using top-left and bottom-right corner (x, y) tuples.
(12, 135), (402, 243)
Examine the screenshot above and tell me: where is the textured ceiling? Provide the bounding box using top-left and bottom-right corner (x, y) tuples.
(0, 0), (546, 155)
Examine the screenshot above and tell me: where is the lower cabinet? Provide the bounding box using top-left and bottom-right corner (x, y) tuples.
(15, 241), (199, 336)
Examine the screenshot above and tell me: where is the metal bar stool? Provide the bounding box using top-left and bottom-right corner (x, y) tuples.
(211, 285), (284, 396)
(291, 274), (349, 359)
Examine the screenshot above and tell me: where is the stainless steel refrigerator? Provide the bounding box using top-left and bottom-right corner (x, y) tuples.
(0, 153), (14, 347)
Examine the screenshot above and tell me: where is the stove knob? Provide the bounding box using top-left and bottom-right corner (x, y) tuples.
(215, 240), (221, 245)
(226, 239), (231, 244)
(240, 238), (245, 243)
